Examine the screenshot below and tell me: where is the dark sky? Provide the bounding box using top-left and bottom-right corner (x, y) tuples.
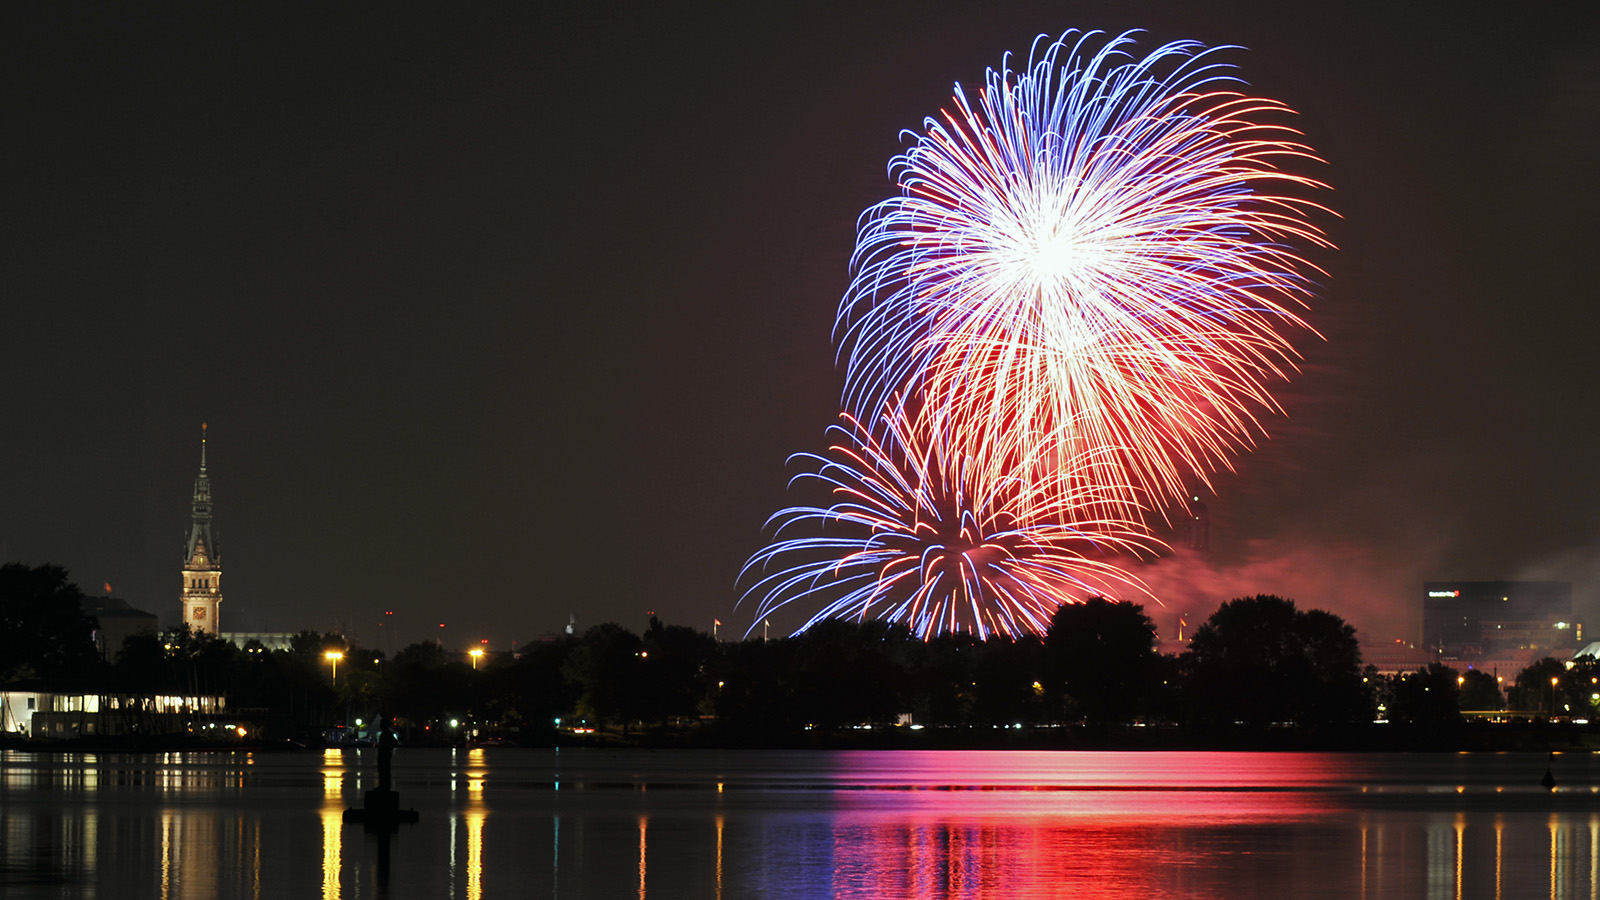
(4, 2), (1598, 652)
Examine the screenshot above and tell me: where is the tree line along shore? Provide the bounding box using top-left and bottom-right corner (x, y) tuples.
(2, 562), (1592, 752)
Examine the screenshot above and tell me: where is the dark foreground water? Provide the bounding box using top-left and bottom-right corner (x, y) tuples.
(5, 748), (1600, 899)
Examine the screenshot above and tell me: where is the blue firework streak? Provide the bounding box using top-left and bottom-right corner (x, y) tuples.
(740, 405), (1156, 640)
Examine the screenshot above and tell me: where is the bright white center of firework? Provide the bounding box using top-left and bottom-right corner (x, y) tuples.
(1031, 229), (1089, 280)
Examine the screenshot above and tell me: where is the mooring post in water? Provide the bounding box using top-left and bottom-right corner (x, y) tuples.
(378, 719), (395, 792)
(343, 715), (418, 826)
(1541, 751), (1557, 791)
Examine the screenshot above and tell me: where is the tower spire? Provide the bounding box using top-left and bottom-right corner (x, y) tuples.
(192, 423), (213, 526)
(182, 424), (222, 634)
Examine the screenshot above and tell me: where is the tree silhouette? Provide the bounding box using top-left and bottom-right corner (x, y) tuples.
(787, 618), (912, 732)
(562, 623), (646, 731)
(639, 617), (716, 726)
(1385, 663), (1461, 724)
(0, 563), (100, 683)
(1182, 595), (1368, 726)
(1459, 669), (1503, 712)
(1044, 597), (1161, 725)
(1511, 657), (1569, 715)
(908, 632), (980, 726)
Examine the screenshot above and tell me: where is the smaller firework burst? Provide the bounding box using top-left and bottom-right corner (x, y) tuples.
(740, 404), (1158, 640)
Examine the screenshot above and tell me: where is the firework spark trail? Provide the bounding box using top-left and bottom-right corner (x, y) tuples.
(740, 405), (1158, 639)
(837, 30), (1333, 520)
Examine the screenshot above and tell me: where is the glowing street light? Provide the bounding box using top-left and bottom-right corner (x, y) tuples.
(469, 647), (484, 670)
(325, 650), (344, 683)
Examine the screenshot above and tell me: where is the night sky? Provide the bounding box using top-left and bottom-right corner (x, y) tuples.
(4, 2), (1598, 652)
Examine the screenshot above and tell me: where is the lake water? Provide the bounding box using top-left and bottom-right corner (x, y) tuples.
(5, 747), (1600, 899)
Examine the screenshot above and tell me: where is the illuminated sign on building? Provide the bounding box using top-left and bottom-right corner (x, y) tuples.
(1422, 581), (1576, 659)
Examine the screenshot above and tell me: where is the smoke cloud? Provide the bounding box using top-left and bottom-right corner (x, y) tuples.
(1126, 530), (1451, 649)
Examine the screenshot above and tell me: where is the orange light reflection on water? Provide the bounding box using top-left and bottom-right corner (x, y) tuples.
(465, 807), (485, 900)
(320, 749), (345, 900)
(320, 805), (342, 900)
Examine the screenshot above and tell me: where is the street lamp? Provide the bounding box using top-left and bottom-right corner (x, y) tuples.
(469, 647), (484, 670)
(1552, 676), (1560, 715)
(325, 650), (344, 683)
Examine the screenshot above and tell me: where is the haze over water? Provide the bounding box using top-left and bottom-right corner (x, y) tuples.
(4, 748), (1599, 899)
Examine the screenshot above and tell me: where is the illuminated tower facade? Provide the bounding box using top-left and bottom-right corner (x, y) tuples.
(180, 424), (222, 635)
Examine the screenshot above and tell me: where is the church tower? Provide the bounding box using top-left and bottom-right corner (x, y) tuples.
(180, 424), (222, 634)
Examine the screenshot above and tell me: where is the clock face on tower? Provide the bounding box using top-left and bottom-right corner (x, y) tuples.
(193, 607), (207, 621)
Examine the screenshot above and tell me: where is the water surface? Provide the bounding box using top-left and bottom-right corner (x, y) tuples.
(4, 748), (1598, 898)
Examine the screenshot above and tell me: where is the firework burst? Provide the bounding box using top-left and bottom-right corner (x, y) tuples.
(740, 404), (1156, 640)
(742, 30), (1331, 639)
(837, 30), (1333, 519)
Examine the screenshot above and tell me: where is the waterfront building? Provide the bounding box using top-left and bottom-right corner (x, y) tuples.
(0, 687), (227, 738)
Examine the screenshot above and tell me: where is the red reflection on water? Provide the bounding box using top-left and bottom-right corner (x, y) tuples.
(829, 750), (1356, 792)
(827, 814), (1337, 900)
(823, 751), (1337, 900)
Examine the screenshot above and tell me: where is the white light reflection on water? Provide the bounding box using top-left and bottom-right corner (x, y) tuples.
(1553, 813), (1563, 900)
(1591, 815), (1598, 900)
(552, 814), (561, 900)
(1428, 812), (1452, 899)
(159, 809), (172, 899)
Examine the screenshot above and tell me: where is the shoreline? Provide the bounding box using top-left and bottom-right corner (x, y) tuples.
(4, 722), (1597, 754)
